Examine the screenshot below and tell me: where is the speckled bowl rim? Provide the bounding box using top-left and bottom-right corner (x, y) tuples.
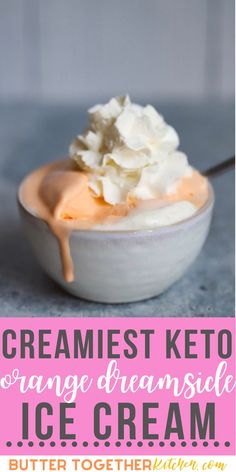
(18, 180), (214, 240)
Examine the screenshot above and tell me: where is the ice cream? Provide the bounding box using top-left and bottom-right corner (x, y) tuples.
(20, 96), (208, 282)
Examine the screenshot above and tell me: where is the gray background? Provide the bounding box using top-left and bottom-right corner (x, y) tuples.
(0, 0), (234, 317)
(0, 0), (234, 102)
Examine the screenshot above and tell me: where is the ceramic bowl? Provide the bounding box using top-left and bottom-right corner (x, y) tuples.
(18, 184), (214, 303)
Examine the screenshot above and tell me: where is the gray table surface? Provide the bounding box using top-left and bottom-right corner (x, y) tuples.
(0, 100), (234, 317)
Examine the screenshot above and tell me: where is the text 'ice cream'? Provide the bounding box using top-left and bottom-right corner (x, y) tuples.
(20, 96), (208, 281)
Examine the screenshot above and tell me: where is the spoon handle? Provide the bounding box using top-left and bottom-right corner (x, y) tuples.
(203, 156), (235, 178)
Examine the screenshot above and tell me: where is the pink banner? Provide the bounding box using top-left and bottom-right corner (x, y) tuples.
(0, 318), (235, 456)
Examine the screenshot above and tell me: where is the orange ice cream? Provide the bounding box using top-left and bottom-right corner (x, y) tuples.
(19, 96), (209, 282)
(20, 159), (208, 283)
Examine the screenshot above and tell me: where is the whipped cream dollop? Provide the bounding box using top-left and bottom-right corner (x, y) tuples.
(69, 95), (192, 205)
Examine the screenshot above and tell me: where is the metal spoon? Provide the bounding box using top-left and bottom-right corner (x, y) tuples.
(203, 156), (235, 178)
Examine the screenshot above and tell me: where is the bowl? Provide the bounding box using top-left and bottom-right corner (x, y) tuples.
(18, 183), (214, 303)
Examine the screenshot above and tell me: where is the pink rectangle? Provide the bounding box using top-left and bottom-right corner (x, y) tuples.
(0, 318), (235, 456)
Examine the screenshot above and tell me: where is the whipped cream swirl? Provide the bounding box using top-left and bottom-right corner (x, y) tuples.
(69, 96), (192, 205)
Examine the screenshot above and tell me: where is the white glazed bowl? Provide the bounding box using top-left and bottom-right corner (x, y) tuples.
(18, 184), (214, 303)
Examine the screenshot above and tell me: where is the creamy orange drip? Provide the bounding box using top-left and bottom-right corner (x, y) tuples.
(20, 159), (208, 283)
(20, 160), (133, 282)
